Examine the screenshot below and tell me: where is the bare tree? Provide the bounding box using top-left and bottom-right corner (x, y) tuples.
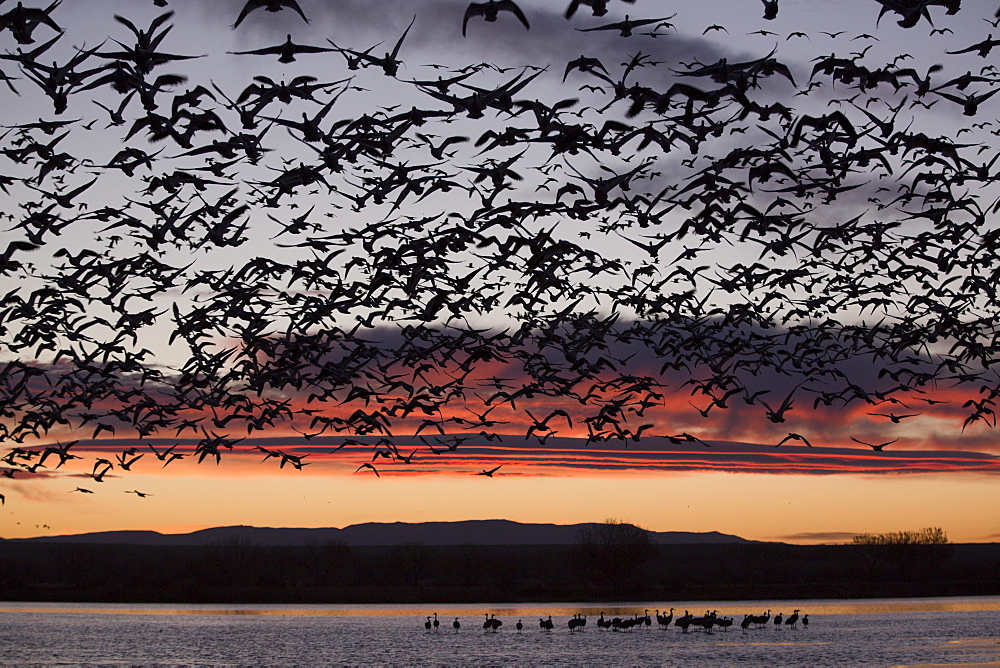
(852, 527), (950, 580)
(576, 518), (656, 588)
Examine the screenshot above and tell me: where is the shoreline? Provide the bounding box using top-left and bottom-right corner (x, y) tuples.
(3, 594), (1000, 616)
(2, 542), (997, 605)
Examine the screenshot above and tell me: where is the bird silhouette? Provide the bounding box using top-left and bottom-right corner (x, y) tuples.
(869, 412), (920, 423)
(462, 1), (530, 37)
(328, 16), (415, 77)
(232, 0), (309, 30)
(229, 34), (336, 64)
(576, 14), (674, 37)
(356, 462), (381, 478)
(565, 0), (634, 19)
(776, 433), (811, 448)
(0, 0), (62, 44)
(851, 437), (898, 451)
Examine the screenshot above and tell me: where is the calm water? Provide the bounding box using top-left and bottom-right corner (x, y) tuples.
(2, 597), (998, 665)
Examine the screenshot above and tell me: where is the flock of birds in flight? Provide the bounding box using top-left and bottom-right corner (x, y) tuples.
(2, 0), (1000, 500)
(423, 608), (808, 633)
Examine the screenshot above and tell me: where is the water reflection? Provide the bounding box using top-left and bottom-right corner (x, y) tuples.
(3, 601), (999, 665)
(2, 595), (998, 617)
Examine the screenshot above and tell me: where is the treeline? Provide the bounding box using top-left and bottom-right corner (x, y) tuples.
(1, 540), (997, 604)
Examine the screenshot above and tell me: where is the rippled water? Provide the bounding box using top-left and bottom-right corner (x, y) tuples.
(2, 598), (998, 665)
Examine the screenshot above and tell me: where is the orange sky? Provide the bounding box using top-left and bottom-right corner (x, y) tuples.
(3, 338), (999, 543)
(2, 430), (998, 544)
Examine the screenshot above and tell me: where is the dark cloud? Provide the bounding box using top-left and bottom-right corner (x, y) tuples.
(772, 531), (860, 543)
(5, 312), (993, 470)
(173, 0), (767, 97)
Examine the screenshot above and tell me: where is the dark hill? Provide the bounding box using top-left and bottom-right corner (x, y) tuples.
(2, 520), (752, 546)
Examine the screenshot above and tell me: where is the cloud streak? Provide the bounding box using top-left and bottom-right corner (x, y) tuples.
(15, 433), (998, 481)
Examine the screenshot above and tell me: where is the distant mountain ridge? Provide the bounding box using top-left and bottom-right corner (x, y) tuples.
(3, 520), (754, 546)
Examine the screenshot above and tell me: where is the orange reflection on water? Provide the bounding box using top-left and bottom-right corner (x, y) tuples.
(2, 596), (998, 618)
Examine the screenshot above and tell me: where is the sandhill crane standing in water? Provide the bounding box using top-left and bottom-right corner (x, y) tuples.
(453, 617), (460, 632)
(802, 614), (809, 628)
(540, 615), (554, 631)
(774, 612), (783, 628)
(433, 613), (439, 631)
(480, 614), (502, 632)
(424, 616), (432, 631)
(515, 619), (523, 633)
(785, 610), (800, 628)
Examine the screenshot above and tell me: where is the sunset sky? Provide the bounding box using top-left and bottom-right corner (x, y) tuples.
(2, 0), (1000, 545)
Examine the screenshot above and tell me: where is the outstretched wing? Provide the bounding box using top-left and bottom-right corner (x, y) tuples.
(113, 13), (141, 37)
(462, 3), (486, 37)
(390, 15), (416, 59)
(232, 0), (266, 29)
(282, 0), (311, 24)
(499, 1), (531, 30)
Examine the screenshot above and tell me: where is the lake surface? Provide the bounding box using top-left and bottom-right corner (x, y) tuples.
(2, 597), (998, 665)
